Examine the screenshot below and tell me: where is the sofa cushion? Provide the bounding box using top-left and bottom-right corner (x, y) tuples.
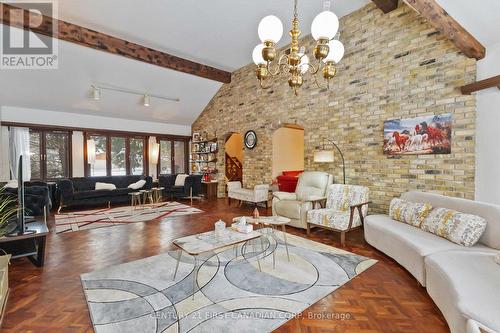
(95, 182), (116, 190)
(274, 200), (302, 220)
(175, 174), (189, 187)
(389, 198), (432, 227)
(425, 251), (500, 333)
(402, 191), (500, 250)
(364, 214), (491, 286)
(307, 208), (362, 231)
(420, 208), (487, 247)
(128, 180), (146, 190)
(231, 188), (255, 202)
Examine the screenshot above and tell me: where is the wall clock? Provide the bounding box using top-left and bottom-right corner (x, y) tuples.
(244, 130), (257, 149)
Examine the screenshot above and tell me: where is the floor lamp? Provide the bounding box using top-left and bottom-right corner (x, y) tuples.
(313, 138), (346, 184)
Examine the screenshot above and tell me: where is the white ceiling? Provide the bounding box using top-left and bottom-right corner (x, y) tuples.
(56, 0), (370, 72)
(436, 0), (500, 48)
(0, 0), (498, 126)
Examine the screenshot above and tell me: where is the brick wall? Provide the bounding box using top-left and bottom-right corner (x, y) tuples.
(192, 3), (477, 213)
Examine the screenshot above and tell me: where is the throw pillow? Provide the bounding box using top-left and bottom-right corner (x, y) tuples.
(95, 182), (116, 190)
(3, 180), (18, 189)
(389, 198), (432, 227)
(175, 174), (189, 187)
(420, 208), (487, 247)
(128, 180), (146, 190)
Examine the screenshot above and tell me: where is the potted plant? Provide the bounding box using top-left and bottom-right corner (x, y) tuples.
(0, 189), (19, 237)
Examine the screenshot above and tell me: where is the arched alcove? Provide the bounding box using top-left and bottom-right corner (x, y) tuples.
(272, 124), (305, 179)
(225, 132), (244, 182)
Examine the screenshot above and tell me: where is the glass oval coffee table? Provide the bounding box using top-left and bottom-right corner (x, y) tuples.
(232, 216), (291, 266)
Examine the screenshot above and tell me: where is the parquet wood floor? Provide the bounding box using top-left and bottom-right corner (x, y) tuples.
(2, 199), (449, 332)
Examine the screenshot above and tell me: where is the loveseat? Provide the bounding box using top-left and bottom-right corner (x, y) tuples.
(57, 175), (152, 211)
(364, 191), (500, 333)
(3, 181), (52, 220)
(158, 174), (202, 200)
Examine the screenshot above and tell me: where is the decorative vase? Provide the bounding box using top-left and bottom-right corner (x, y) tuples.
(253, 208), (260, 219)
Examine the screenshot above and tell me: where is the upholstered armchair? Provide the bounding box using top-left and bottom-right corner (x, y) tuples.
(272, 171), (333, 229)
(227, 181), (269, 208)
(307, 184), (370, 246)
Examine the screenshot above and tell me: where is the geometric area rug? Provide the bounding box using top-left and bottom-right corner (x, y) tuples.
(55, 202), (202, 234)
(81, 228), (377, 332)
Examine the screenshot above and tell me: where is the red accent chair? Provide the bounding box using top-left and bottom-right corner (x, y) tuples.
(276, 170), (303, 192)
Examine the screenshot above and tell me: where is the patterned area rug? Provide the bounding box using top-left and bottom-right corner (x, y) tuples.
(81, 228), (377, 332)
(55, 202), (202, 234)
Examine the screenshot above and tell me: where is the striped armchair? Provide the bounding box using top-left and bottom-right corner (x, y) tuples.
(307, 184), (370, 246)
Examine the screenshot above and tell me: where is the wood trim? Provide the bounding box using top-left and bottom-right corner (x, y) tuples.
(1, 122), (191, 141)
(403, 0), (485, 60)
(460, 75), (500, 95)
(0, 3), (232, 83)
(371, 0), (398, 13)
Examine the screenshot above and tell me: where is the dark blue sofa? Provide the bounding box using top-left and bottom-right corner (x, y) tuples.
(57, 175), (152, 211)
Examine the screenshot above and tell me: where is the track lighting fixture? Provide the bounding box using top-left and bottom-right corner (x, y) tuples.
(91, 85), (101, 101)
(143, 94), (150, 107)
(89, 84), (179, 106)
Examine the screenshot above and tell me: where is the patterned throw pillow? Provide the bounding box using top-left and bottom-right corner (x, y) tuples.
(420, 208), (487, 247)
(389, 198), (432, 227)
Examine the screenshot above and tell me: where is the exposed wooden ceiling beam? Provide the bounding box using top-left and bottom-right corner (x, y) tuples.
(0, 3), (232, 83)
(403, 0), (485, 60)
(460, 75), (500, 95)
(371, 0), (399, 14)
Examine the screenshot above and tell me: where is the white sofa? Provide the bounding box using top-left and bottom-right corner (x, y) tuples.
(364, 191), (500, 333)
(227, 181), (269, 207)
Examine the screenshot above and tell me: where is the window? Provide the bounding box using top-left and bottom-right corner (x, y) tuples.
(29, 129), (71, 180)
(111, 137), (126, 176)
(85, 133), (147, 176)
(157, 139), (188, 175)
(129, 138), (144, 175)
(159, 140), (172, 174)
(89, 134), (108, 177)
(174, 141), (186, 173)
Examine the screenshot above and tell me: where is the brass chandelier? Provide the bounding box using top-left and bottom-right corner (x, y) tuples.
(252, 0), (345, 95)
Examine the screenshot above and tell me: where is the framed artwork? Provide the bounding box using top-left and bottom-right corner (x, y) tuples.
(192, 132), (200, 142)
(244, 130), (257, 149)
(384, 113), (452, 156)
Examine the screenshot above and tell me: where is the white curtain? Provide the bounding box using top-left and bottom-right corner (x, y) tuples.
(9, 127), (31, 181)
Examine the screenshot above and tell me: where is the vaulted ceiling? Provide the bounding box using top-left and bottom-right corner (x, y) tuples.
(0, 0), (499, 126)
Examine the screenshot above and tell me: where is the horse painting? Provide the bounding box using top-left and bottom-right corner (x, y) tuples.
(384, 113), (452, 155)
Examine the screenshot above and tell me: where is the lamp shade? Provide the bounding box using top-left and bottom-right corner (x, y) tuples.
(149, 136), (159, 164)
(311, 11), (339, 41)
(87, 139), (96, 165)
(252, 44), (266, 65)
(314, 150), (334, 163)
(258, 15), (283, 43)
(323, 39), (344, 63)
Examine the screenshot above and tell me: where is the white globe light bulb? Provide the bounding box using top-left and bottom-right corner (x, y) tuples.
(252, 44), (265, 65)
(311, 11), (339, 41)
(324, 39), (344, 63)
(258, 15), (283, 43)
(298, 53), (309, 74)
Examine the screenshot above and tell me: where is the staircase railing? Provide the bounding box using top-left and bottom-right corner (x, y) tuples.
(225, 153), (242, 182)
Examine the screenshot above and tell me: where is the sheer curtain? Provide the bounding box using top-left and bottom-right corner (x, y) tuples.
(9, 127), (31, 181)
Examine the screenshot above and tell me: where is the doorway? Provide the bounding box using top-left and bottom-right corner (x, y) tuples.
(272, 124), (305, 179)
(225, 132), (243, 182)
